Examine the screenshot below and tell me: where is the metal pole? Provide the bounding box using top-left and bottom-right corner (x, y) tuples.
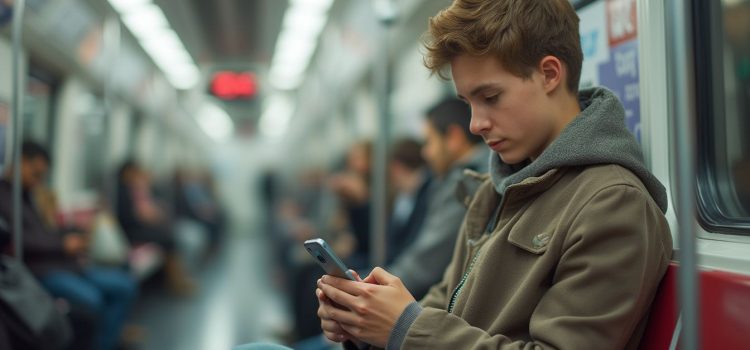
(370, 0), (397, 268)
(666, 0), (699, 349)
(11, 0), (26, 260)
(103, 17), (120, 209)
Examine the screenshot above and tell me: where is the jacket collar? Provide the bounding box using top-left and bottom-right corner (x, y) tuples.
(464, 168), (565, 241)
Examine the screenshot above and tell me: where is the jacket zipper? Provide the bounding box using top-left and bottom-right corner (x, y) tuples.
(447, 193), (503, 313)
(447, 248), (482, 314)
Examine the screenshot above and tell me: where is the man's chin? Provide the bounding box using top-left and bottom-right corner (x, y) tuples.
(497, 152), (525, 165)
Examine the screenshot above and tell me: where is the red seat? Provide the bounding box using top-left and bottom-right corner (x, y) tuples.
(639, 262), (750, 349)
(639, 263), (679, 350)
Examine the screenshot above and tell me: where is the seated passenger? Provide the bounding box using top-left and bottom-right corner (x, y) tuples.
(327, 141), (373, 269)
(0, 141), (138, 350)
(116, 160), (195, 294)
(384, 138), (432, 266)
(385, 98), (487, 301)
(295, 124), (486, 350)
(173, 168), (226, 250)
(311, 0), (673, 349)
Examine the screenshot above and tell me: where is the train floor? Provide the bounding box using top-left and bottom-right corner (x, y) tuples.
(129, 223), (292, 350)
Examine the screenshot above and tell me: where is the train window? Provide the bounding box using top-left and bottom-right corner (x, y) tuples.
(695, 0), (750, 233)
(79, 94), (107, 190)
(23, 75), (57, 147)
(24, 64), (60, 148)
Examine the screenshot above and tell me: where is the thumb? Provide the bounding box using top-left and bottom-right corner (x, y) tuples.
(364, 267), (398, 286)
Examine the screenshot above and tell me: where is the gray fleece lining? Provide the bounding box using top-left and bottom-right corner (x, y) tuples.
(489, 87), (668, 213)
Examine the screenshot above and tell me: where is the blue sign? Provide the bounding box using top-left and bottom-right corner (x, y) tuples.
(598, 39), (641, 141)
(0, 2), (11, 28)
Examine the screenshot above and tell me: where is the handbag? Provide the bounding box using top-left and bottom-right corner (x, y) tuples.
(0, 255), (72, 349)
(88, 211), (130, 265)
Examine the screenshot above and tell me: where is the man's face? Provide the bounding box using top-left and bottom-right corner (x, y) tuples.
(422, 121), (451, 176)
(21, 157), (49, 189)
(451, 54), (557, 164)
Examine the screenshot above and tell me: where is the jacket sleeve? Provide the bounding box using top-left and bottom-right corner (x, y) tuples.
(401, 185), (672, 350)
(22, 228), (67, 258)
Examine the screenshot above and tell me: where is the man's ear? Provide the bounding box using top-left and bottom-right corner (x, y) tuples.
(539, 56), (564, 94)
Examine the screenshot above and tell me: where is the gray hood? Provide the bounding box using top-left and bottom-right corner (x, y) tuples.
(489, 87), (668, 212)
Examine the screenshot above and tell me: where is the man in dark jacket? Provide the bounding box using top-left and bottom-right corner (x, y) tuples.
(0, 141), (137, 350)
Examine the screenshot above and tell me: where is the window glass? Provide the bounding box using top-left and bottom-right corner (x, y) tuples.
(23, 75), (54, 146)
(79, 94), (106, 190)
(696, 0), (750, 230)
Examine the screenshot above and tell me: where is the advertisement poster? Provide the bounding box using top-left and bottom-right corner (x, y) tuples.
(0, 0), (11, 28)
(578, 0), (641, 141)
(0, 101), (8, 170)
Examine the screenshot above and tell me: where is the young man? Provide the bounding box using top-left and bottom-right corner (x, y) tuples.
(314, 0), (672, 349)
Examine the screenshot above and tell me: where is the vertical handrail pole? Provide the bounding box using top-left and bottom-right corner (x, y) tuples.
(666, 0), (699, 349)
(103, 16), (120, 210)
(11, 0), (27, 260)
(370, 0), (397, 268)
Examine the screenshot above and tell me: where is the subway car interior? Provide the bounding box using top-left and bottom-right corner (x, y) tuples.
(0, 0), (749, 349)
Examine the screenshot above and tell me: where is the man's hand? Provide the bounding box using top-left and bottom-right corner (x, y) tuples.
(63, 234), (87, 256)
(317, 267), (416, 347)
(317, 288), (355, 343)
(317, 270), (362, 343)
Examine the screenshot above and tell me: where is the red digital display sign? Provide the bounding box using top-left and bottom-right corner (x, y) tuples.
(210, 71), (258, 100)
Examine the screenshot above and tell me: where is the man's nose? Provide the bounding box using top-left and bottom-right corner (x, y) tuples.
(470, 112), (490, 135)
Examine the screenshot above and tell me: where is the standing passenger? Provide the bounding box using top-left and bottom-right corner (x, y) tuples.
(313, 0), (673, 349)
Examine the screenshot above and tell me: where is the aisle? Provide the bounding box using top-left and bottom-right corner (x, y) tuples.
(130, 229), (291, 350)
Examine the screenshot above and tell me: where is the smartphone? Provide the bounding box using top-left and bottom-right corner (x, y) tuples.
(304, 238), (356, 281)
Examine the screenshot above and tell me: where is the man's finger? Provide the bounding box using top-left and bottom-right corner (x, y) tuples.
(321, 275), (364, 296)
(319, 283), (359, 309)
(366, 267), (399, 286)
(322, 330), (347, 343)
(316, 288), (330, 303)
(339, 323), (363, 339)
(349, 270), (363, 282)
(325, 305), (361, 325)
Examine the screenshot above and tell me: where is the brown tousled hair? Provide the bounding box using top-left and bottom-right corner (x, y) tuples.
(424, 0), (584, 93)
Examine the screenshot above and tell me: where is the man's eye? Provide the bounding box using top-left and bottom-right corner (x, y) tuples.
(485, 95), (499, 104)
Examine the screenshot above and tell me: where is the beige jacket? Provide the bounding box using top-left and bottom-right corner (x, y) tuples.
(399, 164), (672, 349)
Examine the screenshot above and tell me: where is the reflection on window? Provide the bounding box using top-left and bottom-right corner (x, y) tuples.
(697, 0), (750, 231)
(24, 76), (54, 146)
(79, 94), (106, 191)
(723, 0), (750, 216)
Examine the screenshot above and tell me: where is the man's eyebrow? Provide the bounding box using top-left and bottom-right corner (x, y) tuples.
(457, 83), (501, 100)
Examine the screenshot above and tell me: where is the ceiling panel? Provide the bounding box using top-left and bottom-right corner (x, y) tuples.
(158, 0), (288, 66)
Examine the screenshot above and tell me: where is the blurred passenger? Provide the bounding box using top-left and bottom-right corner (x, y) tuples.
(293, 103), (487, 350)
(0, 141), (138, 350)
(282, 168), (360, 341)
(116, 160), (195, 295)
(385, 98), (487, 300)
(384, 138), (432, 265)
(327, 141), (372, 269)
(173, 168), (226, 250)
(313, 1), (673, 349)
